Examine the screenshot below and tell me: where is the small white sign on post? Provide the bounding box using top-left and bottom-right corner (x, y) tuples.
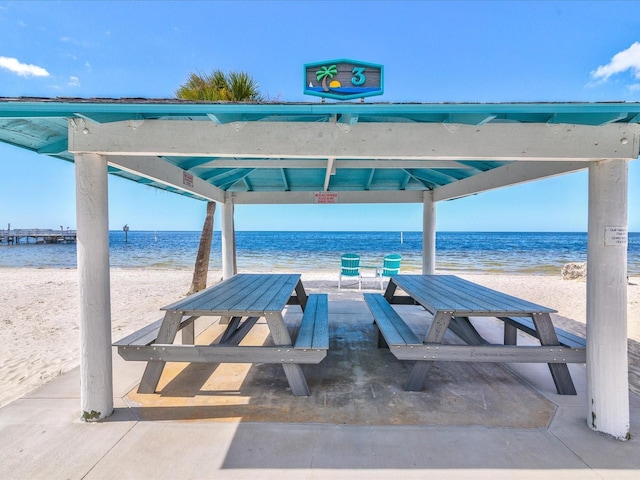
(604, 226), (628, 246)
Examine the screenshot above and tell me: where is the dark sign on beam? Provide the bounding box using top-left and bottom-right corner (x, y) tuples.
(304, 59), (383, 101)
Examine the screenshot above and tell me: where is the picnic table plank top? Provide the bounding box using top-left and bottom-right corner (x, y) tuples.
(390, 275), (556, 316)
(161, 273), (301, 315)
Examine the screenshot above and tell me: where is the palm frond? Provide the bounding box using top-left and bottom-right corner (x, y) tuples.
(176, 69), (263, 102)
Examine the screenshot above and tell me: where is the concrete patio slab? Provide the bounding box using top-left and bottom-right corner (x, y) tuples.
(1, 294), (639, 480)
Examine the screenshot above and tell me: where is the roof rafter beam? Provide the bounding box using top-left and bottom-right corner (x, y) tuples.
(402, 169), (437, 189)
(105, 155), (225, 202)
(547, 112), (628, 126)
(202, 167), (254, 183)
(280, 168), (290, 191)
(69, 120), (640, 161)
(432, 161), (587, 201)
(323, 157), (335, 191)
(399, 172), (411, 190)
(338, 113), (358, 126)
(174, 157), (221, 170)
(37, 138), (68, 155)
(409, 168), (460, 185)
(365, 169), (375, 190)
(194, 158), (474, 169)
(444, 113), (497, 125)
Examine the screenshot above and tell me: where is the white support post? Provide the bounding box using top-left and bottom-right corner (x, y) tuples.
(75, 153), (113, 421)
(422, 190), (436, 274)
(221, 197), (236, 280)
(586, 159), (630, 440)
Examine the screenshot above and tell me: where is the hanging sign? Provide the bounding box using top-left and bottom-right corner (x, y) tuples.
(314, 192), (338, 204)
(304, 59), (383, 101)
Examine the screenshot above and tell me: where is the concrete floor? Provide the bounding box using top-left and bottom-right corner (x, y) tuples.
(1, 290), (640, 479)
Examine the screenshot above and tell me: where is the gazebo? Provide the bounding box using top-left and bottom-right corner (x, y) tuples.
(0, 98), (638, 439)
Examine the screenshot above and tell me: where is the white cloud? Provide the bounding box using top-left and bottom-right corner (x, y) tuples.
(68, 76), (80, 87)
(0, 56), (49, 77)
(591, 42), (640, 82)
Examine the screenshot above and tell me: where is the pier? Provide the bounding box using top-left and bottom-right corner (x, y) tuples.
(0, 228), (77, 245)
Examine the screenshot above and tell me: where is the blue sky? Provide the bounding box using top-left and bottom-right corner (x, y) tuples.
(0, 0), (639, 232)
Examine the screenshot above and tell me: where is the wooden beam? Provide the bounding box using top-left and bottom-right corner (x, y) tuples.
(196, 159), (475, 169)
(230, 190), (425, 204)
(392, 344), (586, 363)
(106, 155), (226, 203)
(69, 120), (640, 161)
(117, 344), (326, 364)
(433, 161), (587, 201)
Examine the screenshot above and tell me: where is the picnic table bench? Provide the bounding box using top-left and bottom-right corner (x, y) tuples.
(114, 274), (329, 396)
(365, 275), (586, 395)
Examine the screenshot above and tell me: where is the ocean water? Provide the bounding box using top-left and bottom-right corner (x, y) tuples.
(1, 231), (639, 275)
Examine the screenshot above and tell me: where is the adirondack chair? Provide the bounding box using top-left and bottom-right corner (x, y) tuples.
(377, 254), (402, 290)
(338, 253), (362, 290)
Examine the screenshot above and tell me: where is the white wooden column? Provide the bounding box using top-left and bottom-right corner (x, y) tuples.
(75, 153), (113, 421)
(586, 159), (630, 440)
(422, 190), (436, 274)
(221, 197), (236, 279)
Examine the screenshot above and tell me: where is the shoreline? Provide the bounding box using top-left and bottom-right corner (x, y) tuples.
(1, 267), (638, 408)
(1, 230), (638, 276)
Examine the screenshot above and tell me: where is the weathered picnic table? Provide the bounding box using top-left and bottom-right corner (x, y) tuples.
(364, 274), (585, 395)
(114, 273), (329, 396)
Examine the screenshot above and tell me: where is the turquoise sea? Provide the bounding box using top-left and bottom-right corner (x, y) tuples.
(1, 231), (639, 276)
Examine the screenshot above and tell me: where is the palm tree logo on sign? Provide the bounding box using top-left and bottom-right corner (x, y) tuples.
(304, 59), (384, 101)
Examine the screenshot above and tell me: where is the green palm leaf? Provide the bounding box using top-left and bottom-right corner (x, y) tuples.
(176, 69), (263, 102)
(316, 66), (330, 81)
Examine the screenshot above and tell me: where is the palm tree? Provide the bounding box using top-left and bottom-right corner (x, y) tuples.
(177, 69), (263, 294)
(316, 65), (338, 92)
(187, 201), (216, 295)
(176, 69), (263, 102)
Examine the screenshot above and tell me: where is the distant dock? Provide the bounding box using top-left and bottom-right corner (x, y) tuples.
(0, 228), (77, 245)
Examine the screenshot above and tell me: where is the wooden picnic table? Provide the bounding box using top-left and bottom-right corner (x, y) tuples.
(365, 274), (585, 394)
(115, 273), (329, 396)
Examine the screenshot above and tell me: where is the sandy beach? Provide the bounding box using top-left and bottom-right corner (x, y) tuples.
(1, 267), (638, 408)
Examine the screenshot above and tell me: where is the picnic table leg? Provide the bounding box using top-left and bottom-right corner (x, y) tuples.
(138, 311), (183, 394)
(405, 311), (453, 391)
(383, 278), (398, 302)
(504, 323), (518, 345)
(294, 279), (308, 311)
(182, 321), (195, 345)
(532, 313), (577, 395)
(448, 316), (486, 346)
(265, 312), (310, 396)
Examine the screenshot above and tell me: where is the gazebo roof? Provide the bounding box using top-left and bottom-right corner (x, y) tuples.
(1, 98), (639, 204)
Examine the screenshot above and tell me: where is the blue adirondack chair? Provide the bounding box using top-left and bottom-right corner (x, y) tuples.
(377, 254), (402, 290)
(338, 253), (361, 290)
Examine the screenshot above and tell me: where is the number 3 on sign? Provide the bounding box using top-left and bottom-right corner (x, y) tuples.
(351, 67), (366, 86)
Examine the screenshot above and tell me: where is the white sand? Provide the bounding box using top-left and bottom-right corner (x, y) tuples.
(1, 268), (638, 408)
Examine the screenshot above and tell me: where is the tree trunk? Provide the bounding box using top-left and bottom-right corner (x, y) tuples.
(188, 201), (216, 295)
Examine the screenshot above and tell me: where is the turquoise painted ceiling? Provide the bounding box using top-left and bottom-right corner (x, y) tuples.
(1, 99), (639, 200)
